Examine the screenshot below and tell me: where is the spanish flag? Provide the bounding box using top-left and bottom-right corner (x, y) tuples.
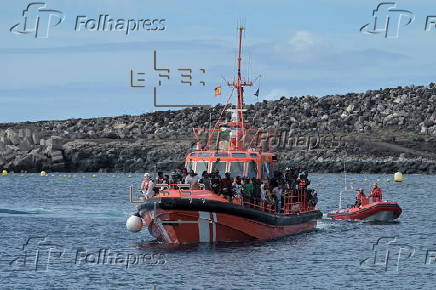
(214, 86), (222, 96)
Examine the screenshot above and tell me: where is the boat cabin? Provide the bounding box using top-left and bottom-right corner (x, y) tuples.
(185, 150), (277, 180)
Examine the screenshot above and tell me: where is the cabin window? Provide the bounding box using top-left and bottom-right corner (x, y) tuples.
(195, 161), (209, 174)
(249, 153), (258, 157)
(197, 152), (212, 157)
(247, 161), (258, 178)
(186, 161), (194, 171)
(211, 161), (227, 177)
(232, 153), (246, 158)
(215, 152), (228, 157)
(190, 152), (197, 156)
(230, 162), (244, 178)
(262, 162), (273, 179)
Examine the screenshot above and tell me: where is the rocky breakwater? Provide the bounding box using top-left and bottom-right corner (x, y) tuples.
(0, 83), (436, 173)
(0, 128), (65, 172)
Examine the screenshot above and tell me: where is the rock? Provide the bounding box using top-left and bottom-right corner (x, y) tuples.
(46, 136), (63, 151)
(13, 155), (34, 169)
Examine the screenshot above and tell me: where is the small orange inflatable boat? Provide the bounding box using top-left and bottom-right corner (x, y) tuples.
(328, 201), (402, 221)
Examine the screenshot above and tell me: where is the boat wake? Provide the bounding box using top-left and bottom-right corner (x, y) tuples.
(0, 208), (36, 215)
(0, 207), (129, 219)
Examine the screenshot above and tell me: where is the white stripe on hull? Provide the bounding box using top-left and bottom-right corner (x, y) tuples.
(212, 212), (217, 242)
(198, 211), (211, 242)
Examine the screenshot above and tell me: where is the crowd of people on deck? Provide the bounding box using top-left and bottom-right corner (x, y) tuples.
(353, 183), (383, 208)
(139, 167), (318, 213)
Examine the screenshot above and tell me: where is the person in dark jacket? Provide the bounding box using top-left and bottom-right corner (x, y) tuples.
(220, 172), (233, 201)
(210, 170), (221, 194)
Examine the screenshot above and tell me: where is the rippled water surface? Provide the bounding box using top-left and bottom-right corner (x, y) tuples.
(1, 173), (435, 289)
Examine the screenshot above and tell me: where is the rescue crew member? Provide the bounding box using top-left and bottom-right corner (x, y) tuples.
(369, 183), (382, 202)
(140, 173), (155, 199)
(297, 171), (310, 190)
(354, 188), (366, 208)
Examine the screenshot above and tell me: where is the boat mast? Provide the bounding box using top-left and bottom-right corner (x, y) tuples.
(227, 26), (252, 150)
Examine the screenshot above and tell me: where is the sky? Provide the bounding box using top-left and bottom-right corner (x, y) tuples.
(1, 0), (436, 122)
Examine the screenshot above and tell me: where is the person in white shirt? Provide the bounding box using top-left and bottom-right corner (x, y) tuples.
(140, 173), (156, 199)
(232, 176), (244, 198)
(260, 182), (267, 202)
(184, 170), (199, 186)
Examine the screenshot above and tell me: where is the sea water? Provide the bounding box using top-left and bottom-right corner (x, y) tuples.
(0, 173), (435, 289)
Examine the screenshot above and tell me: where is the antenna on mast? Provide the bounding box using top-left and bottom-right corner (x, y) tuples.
(225, 25), (253, 150)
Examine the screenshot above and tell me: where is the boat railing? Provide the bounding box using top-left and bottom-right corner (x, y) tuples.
(129, 185), (145, 204)
(133, 183), (315, 214)
(155, 183), (207, 197)
(241, 189), (315, 214)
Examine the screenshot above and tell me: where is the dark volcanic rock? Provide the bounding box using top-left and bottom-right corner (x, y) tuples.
(0, 83), (436, 173)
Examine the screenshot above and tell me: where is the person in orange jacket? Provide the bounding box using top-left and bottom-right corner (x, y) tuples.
(354, 189), (366, 208)
(369, 183), (383, 202)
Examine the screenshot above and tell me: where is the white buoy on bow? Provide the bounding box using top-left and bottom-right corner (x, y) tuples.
(126, 214), (143, 232)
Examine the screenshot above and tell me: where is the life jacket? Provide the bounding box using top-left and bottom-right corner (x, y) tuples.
(299, 180), (307, 187)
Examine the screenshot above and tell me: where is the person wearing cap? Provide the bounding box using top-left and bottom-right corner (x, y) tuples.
(140, 173), (156, 199)
(369, 183), (382, 203)
(296, 171), (310, 190)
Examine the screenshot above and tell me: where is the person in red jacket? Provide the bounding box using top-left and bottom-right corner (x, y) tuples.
(354, 189), (366, 208)
(369, 183), (383, 202)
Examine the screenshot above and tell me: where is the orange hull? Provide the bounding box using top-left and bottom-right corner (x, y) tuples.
(328, 202), (402, 221)
(142, 209), (317, 243)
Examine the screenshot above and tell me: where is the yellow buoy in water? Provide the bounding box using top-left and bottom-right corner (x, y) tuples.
(92, 174), (97, 178)
(394, 172), (404, 182)
(40, 171), (48, 177)
(2, 170), (8, 176)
